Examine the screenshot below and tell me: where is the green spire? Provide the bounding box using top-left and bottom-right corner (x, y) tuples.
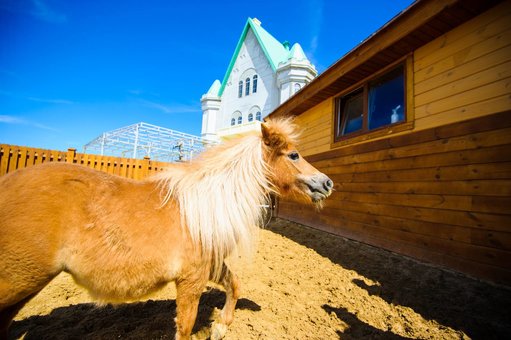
(288, 43), (308, 62)
(206, 79), (221, 96)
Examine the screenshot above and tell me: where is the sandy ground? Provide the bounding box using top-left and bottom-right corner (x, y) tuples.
(9, 218), (511, 339)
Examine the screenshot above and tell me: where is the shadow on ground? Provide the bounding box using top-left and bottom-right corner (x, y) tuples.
(269, 217), (511, 340)
(9, 288), (260, 340)
(322, 304), (413, 340)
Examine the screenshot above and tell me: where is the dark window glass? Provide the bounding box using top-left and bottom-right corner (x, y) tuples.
(256, 111), (261, 121)
(248, 113), (253, 122)
(237, 116), (242, 124)
(335, 62), (406, 141)
(245, 78), (250, 96)
(368, 65), (404, 130)
(339, 88), (363, 136)
(238, 81), (243, 98)
(231, 118), (235, 126)
(253, 75), (258, 93)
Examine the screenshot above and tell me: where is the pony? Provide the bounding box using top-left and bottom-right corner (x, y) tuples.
(0, 119), (333, 339)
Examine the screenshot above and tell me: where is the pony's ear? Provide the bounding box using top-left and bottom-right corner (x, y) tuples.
(261, 121), (288, 150)
(261, 122), (271, 146)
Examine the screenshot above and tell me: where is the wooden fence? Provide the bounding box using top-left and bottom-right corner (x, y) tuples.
(0, 144), (170, 180)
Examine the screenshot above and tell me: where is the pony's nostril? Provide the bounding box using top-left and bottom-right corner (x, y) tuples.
(324, 179), (333, 190)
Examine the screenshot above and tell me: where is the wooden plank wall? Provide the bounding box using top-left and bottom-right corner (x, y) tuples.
(0, 144), (169, 180)
(294, 99), (333, 157)
(413, 1), (511, 130)
(294, 1), (511, 159)
(278, 111), (511, 285)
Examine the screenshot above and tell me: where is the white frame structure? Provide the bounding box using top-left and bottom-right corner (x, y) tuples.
(84, 122), (216, 162)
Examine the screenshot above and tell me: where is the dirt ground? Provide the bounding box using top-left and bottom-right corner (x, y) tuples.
(9, 218), (511, 340)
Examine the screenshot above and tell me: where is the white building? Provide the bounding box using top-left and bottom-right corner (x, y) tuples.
(201, 18), (317, 141)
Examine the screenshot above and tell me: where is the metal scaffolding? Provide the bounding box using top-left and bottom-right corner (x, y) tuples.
(83, 122), (216, 162)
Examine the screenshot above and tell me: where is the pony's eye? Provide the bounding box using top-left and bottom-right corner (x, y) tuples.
(288, 151), (300, 161)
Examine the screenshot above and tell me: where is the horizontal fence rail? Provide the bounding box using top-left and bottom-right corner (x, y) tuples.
(0, 144), (170, 180)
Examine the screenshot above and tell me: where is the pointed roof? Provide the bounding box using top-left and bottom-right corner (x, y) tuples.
(288, 43), (308, 62)
(206, 79), (221, 96)
(218, 18), (292, 96)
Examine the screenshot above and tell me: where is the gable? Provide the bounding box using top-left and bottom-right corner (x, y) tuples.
(218, 18), (289, 96)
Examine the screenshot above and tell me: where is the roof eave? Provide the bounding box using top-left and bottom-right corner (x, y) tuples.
(268, 0), (503, 119)
(218, 18), (252, 97)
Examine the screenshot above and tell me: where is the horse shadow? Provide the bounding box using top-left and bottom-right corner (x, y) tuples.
(268, 218), (511, 340)
(9, 288), (260, 340)
(322, 304), (413, 340)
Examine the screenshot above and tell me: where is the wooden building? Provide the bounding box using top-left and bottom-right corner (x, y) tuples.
(269, 0), (511, 285)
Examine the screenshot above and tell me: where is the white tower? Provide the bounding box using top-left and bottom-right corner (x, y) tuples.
(201, 80), (221, 141)
(201, 18), (317, 141)
(276, 43), (317, 103)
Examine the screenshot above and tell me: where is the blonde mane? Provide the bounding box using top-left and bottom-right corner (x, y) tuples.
(154, 132), (275, 278)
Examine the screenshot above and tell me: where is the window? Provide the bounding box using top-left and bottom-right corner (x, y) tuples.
(238, 81), (243, 98)
(248, 106), (260, 123)
(339, 88), (363, 135)
(245, 78), (250, 96)
(256, 111), (261, 121)
(368, 66), (404, 130)
(294, 83), (301, 94)
(253, 75), (258, 93)
(232, 111), (242, 126)
(336, 64), (405, 140)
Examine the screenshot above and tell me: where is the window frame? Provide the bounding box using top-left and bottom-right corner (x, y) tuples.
(245, 78), (250, 96)
(294, 83), (301, 94)
(338, 87), (364, 136)
(332, 56), (414, 147)
(238, 81), (243, 98)
(253, 75), (258, 93)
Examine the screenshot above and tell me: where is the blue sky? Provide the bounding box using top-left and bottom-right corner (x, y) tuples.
(0, 0), (414, 151)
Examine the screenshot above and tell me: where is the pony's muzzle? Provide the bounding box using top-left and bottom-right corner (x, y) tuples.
(298, 174), (334, 202)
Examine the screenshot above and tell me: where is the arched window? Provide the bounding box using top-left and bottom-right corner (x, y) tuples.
(256, 111), (261, 121)
(294, 83), (301, 94)
(245, 78), (250, 96)
(238, 81), (243, 98)
(253, 75), (258, 93)
(237, 115), (242, 124)
(248, 113), (253, 122)
(231, 118), (236, 126)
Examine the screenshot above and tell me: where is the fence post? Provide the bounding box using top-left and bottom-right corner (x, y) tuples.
(66, 148), (76, 164)
(0, 145), (10, 176)
(142, 156), (151, 179)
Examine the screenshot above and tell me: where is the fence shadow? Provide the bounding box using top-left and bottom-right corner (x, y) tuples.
(9, 288), (260, 340)
(268, 218), (511, 340)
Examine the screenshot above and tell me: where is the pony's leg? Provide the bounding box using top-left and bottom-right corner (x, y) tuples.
(174, 273), (209, 340)
(0, 265), (55, 338)
(210, 263), (240, 340)
(0, 292), (39, 338)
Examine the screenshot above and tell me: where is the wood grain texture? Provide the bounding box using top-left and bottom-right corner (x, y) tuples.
(278, 111), (511, 285)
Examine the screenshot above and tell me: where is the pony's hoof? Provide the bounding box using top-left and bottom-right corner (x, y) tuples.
(210, 322), (228, 340)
